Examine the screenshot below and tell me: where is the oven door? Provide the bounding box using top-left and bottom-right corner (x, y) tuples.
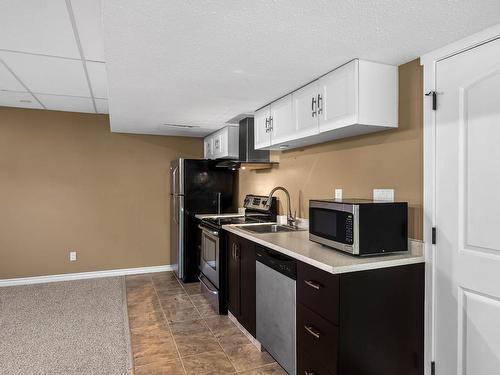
(199, 225), (220, 289)
(309, 201), (359, 254)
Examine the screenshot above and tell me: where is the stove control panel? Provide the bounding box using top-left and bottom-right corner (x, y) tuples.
(243, 194), (274, 212)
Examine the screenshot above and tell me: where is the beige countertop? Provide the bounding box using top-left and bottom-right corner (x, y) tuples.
(222, 224), (424, 274)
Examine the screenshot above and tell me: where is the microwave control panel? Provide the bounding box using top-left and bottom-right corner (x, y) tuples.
(346, 214), (354, 244)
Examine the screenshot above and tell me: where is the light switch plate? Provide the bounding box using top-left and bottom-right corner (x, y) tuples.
(335, 189), (343, 200)
(69, 251), (77, 262)
(373, 189), (394, 202)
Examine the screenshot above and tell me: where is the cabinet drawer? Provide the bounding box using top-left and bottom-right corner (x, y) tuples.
(298, 349), (336, 375)
(297, 304), (338, 371)
(297, 262), (339, 324)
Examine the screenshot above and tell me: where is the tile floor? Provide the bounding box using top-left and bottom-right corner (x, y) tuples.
(126, 272), (287, 375)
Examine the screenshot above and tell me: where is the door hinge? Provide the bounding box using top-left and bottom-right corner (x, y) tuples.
(425, 91), (437, 110)
(431, 361), (436, 375)
(432, 227), (437, 245)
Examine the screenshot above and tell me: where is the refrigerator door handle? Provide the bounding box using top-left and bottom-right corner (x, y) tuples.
(173, 196), (178, 224)
(217, 192), (221, 216)
(171, 166), (178, 195)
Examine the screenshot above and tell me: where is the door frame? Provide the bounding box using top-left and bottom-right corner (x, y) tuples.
(420, 23), (500, 375)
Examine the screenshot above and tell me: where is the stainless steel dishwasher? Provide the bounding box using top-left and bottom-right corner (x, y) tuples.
(256, 246), (297, 375)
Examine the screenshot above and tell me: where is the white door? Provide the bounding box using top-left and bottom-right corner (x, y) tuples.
(319, 60), (358, 132)
(269, 94), (293, 146)
(435, 37), (500, 375)
(292, 80), (320, 140)
(254, 105), (271, 149)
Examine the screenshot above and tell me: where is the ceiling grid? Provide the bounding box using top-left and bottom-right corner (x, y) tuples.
(0, 0), (107, 114)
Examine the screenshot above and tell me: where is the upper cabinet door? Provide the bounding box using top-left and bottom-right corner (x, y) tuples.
(269, 94), (293, 146)
(204, 136), (214, 159)
(212, 129), (226, 159)
(292, 81), (320, 140)
(318, 60), (358, 132)
(254, 105), (271, 149)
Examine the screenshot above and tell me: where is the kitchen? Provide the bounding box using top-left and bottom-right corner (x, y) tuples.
(173, 59), (423, 374)
(1, 2), (500, 375)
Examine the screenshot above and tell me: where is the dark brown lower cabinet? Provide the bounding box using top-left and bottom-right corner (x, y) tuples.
(297, 304), (339, 372)
(226, 232), (256, 337)
(297, 262), (424, 375)
(227, 233), (241, 317)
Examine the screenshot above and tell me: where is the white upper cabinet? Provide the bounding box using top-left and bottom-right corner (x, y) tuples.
(254, 105), (271, 149)
(292, 81), (320, 140)
(254, 59), (398, 150)
(318, 60), (357, 132)
(204, 137), (214, 159)
(268, 94), (293, 146)
(204, 125), (239, 159)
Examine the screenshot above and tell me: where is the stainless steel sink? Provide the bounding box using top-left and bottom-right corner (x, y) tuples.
(240, 224), (305, 234)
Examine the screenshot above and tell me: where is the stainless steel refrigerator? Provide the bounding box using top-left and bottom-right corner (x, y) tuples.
(170, 158), (235, 282)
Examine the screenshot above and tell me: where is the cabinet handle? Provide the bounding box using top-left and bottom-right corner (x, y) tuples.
(304, 280), (322, 290)
(269, 116), (273, 131)
(304, 371), (315, 375)
(311, 97), (317, 117)
(265, 117), (270, 133)
(317, 94), (322, 115)
(304, 325), (320, 339)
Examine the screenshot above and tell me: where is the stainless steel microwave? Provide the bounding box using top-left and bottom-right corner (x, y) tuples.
(309, 199), (408, 255)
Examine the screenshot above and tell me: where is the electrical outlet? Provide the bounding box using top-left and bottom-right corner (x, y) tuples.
(69, 251), (77, 262)
(373, 189), (394, 202)
(335, 189), (343, 200)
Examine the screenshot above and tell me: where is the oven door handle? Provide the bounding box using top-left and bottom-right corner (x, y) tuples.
(198, 274), (218, 295)
(198, 224), (219, 236)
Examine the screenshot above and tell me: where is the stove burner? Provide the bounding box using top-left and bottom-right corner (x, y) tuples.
(203, 216), (262, 227)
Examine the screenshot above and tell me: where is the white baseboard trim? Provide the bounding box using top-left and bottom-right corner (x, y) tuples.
(0, 264), (174, 287)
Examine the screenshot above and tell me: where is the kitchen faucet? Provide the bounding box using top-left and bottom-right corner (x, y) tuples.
(265, 186), (297, 228)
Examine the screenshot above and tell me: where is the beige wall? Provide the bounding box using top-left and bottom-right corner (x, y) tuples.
(238, 59), (423, 239)
(0, 108), (202, 279)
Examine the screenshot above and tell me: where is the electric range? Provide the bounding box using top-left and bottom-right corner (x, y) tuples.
(197, 194), (278, 314)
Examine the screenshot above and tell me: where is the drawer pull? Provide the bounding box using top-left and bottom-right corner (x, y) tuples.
(304, 325), (321, 339)
(304, 371), (315, 375)
(304, 280), (321, 290)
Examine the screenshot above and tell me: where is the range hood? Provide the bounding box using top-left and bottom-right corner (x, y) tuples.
(216, 117), (276, 170)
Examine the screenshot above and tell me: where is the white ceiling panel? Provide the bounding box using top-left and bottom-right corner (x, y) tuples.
(95, 98), (108, 114)
(37, 94), (95, 113)
(103, 0), (500, 136)
(86, 61), (108, 98)
(71, 0), (106, 62)
(0, 0), (79, 58)
(0, 91), (43, 110)
(0, 51), (90, 97)
(0, 61), (25, 91)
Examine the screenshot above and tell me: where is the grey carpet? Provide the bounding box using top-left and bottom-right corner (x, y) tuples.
(0, 277), (133, 375)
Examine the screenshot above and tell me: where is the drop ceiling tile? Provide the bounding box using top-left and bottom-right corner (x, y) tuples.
(0, 91), (43, 110)
(95, 98), (108, 114)
(86, 61), (108, 98)
(0, 61), (25, 91)
(37, 94), (95, 113)
(70, 0), (106, 62)
(0, 0), (79, 58)
(0, 52), (90, 97)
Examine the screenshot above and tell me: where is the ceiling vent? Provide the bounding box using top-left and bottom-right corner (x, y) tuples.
(161, 123), (201, 129)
